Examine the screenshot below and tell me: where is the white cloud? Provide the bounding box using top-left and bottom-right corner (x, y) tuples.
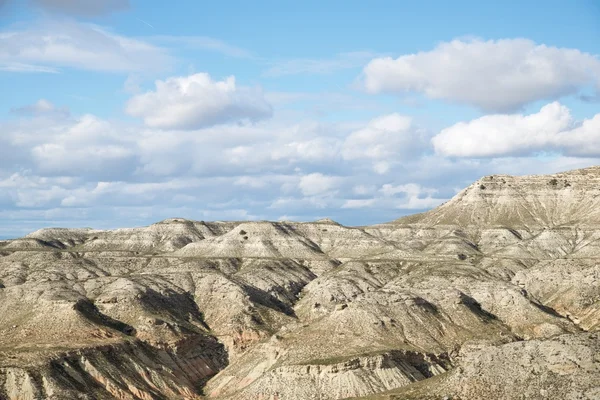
(233, 175), (297, 189)
(34, 114), (135, 173)
(298, 173), (341, 196)
(381, 183), (445, 210)
(373, 161), (390, 174)
(33, 142), (134, 175)
(343, 183), (446, 210)
(380, 183), (437, 198)
(2, 109), (137, 177)
(0, 173), (75, 208)
(352, 185), (375, 195)
(234, 176), (268, 189)
(128, 113), (425, 176)
(271, 137), (341, 163)
(4, 97), (600, 236)
(269, 195), (335, 210)
(126, 73), (272, 129)
(432, 102), (600, 157)
(362, 38), (600, 112)
(342, 113), (426, 172)
(403, 195), (447, 210)
(60, 178), (210, 207)
(342, 113), (419, 159)
(342, 198), (376, 209)
(0, 21), (171, 73)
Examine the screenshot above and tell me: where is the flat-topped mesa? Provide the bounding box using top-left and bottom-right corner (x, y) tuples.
(392, 166), (600, 228)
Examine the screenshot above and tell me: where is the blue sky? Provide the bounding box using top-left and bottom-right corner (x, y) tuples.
(0, 0), (599, 237)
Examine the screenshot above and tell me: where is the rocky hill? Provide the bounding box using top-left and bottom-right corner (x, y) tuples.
(1, 167), (600, 399)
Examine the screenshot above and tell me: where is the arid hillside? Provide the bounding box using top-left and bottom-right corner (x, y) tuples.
(2, 167), (600, 399)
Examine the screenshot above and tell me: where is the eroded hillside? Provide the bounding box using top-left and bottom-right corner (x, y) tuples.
(2, 167), (600, 399)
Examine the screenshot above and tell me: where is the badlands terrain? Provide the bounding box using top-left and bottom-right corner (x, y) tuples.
(2, 167), (600, 399)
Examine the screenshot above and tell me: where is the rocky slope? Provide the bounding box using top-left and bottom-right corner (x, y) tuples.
(2, 167), (600, 399)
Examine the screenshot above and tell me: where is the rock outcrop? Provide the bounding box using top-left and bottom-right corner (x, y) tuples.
(2, 167), (600, 399)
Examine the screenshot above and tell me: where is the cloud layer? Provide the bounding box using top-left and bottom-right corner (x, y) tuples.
(126, 73), (273, 129)
(0, 21), (171, 73)
(2, 94), (600, 236)
(363, 38), (600, 112)
(0, 96), (446, 229)
(1, 14), (599, 237)
(342, 113), (425, 173)
(433, 102), (600, 157)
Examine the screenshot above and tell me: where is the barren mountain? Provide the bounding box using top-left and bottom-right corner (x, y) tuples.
(2, 167), (600, 399)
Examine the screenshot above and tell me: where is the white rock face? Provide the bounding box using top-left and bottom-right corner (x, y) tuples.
(1, 167), (600, 399)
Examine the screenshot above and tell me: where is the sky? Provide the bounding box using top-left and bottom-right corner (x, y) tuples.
(0, 0), (599, 238)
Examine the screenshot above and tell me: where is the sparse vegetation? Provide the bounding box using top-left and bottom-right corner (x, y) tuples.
(1, 167), (600, 399)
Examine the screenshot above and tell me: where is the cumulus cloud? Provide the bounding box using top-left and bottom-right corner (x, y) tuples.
(352, 185), (375, 195)
(59, 179), (210, 207)
(342, 183), (447, 210)
(30, 0), (129, 16)
(2, 107), (138, 179)
(234, 176), (268, 189)
(200, 113), (425, 174)
(362, 38), (600, 112)
(342, 114), (411, 159)
(4, 97), (600, 237)
(342, 113), (427, 172)
(233, 175), (297, 190)
(380, 183), (437, 198)
(126, 73), (273, 129)
(298, 173), (341, 196)
(432, 102), (600, 157)
(271, 137), (341, 164)
(2, 105), (444, 233)
(341, 198), (376, 209)
(34, 114), (136, 175)
(0, 173), (78, 208)
(32, 141), (135, 176)
(0, 21), (171, 73)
